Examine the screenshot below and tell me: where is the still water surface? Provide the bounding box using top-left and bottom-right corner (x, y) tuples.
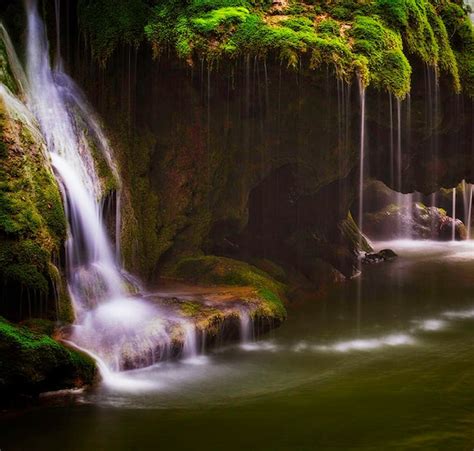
(2, 241), (474, 450)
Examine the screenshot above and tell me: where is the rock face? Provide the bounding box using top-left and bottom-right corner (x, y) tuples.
(364, 202), (467, 241)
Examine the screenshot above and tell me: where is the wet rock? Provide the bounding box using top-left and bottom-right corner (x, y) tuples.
(364, 202), (467, 241)
(362, 249), (398, 265)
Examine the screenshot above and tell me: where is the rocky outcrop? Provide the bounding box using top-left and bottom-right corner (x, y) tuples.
(362, 249), (398, 264)
(0, 316), (96, 401)
(364, 202), (467, 240)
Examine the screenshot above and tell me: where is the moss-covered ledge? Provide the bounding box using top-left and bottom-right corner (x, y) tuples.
(162, 255), (287, 321)
(0, 316), (96, 401)
(78, 0), (474, 99)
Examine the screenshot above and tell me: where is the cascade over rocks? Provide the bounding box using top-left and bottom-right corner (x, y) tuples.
(364, 202), (467, 240)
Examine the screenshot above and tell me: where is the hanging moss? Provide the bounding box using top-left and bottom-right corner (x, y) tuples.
(77, 0), (150, 66)
(349, 15), (411, 98)
(129, 0), (474, 97)
(439, 2), (474, 96)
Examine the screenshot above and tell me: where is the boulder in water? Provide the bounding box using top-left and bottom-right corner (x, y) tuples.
(362, 249), (398, 264)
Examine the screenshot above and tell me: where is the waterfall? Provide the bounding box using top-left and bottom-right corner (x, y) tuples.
(452, 188), (457, 241)
(26, 0), (123, 304)
(21, 0), (177, 375)
(462, 180), (473, 239)
(358, 79), (366, 241)
(239, 309), (254, 343)
(394, 99), (414, 238)
(468, 186), (473, 239)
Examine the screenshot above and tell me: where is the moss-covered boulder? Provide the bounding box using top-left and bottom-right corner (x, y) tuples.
(164, 255), (287, 321)
(0, 316), (96, 400)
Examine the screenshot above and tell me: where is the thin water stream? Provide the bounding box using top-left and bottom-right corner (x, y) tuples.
(2, 241), (474, 450)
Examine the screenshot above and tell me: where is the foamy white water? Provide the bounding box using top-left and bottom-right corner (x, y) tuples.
(315, 334), (415, 353)
(443, 309), (474, 319)
(414, 319), (447, 332)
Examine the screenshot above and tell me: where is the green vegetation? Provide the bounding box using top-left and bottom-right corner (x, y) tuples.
(79, 0), (474, 98)
(0, 316), (96, 398)
(166, 255), (287, 319)
(77, 0), (150, 65)
(0, 37), (17, 93)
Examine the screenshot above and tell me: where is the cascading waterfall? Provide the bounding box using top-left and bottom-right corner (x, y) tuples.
(239, 309), (254, 344)
(467, 186), (473, 240)
(394, 98), (415, 238)
(452, 188), (457, 241)
(358, 78), (366, 243)
(462, 180), (473, 239)
(22, 0), (180, 376)
(1, 4), (258, 378)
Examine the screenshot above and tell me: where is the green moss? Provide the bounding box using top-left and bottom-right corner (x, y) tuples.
(77, 0), (474, 97)
(112, 122), (162, 279)
(77, 0), (150, 65)
(0, 316), (96, 398)
(178, 301), (203, 317)
(86, 131), (118, 196)
(439, 2), (474, 96)
(350, 15), (411, 98)
(0, 37), (17, 93)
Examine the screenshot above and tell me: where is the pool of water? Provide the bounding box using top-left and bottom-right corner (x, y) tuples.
(2, 240), (474, 450)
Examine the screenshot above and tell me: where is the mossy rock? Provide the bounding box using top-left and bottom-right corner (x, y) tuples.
(164, 255), (287, 320)
(0, 316), (96, 400)
(0, 84), (68, 321)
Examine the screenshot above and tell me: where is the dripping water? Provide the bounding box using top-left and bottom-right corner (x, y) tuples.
(452, 188), (457, 241)
(357, 79), (366, 241)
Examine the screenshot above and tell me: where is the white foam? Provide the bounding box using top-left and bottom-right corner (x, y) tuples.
(181, 355), (210, 366)
(413, 319), (447, 331)
(314, 334), (415, 353)
(292, 341), (309, 352)
(240, 341), (279, 352)
(443, 309), (474, 319)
